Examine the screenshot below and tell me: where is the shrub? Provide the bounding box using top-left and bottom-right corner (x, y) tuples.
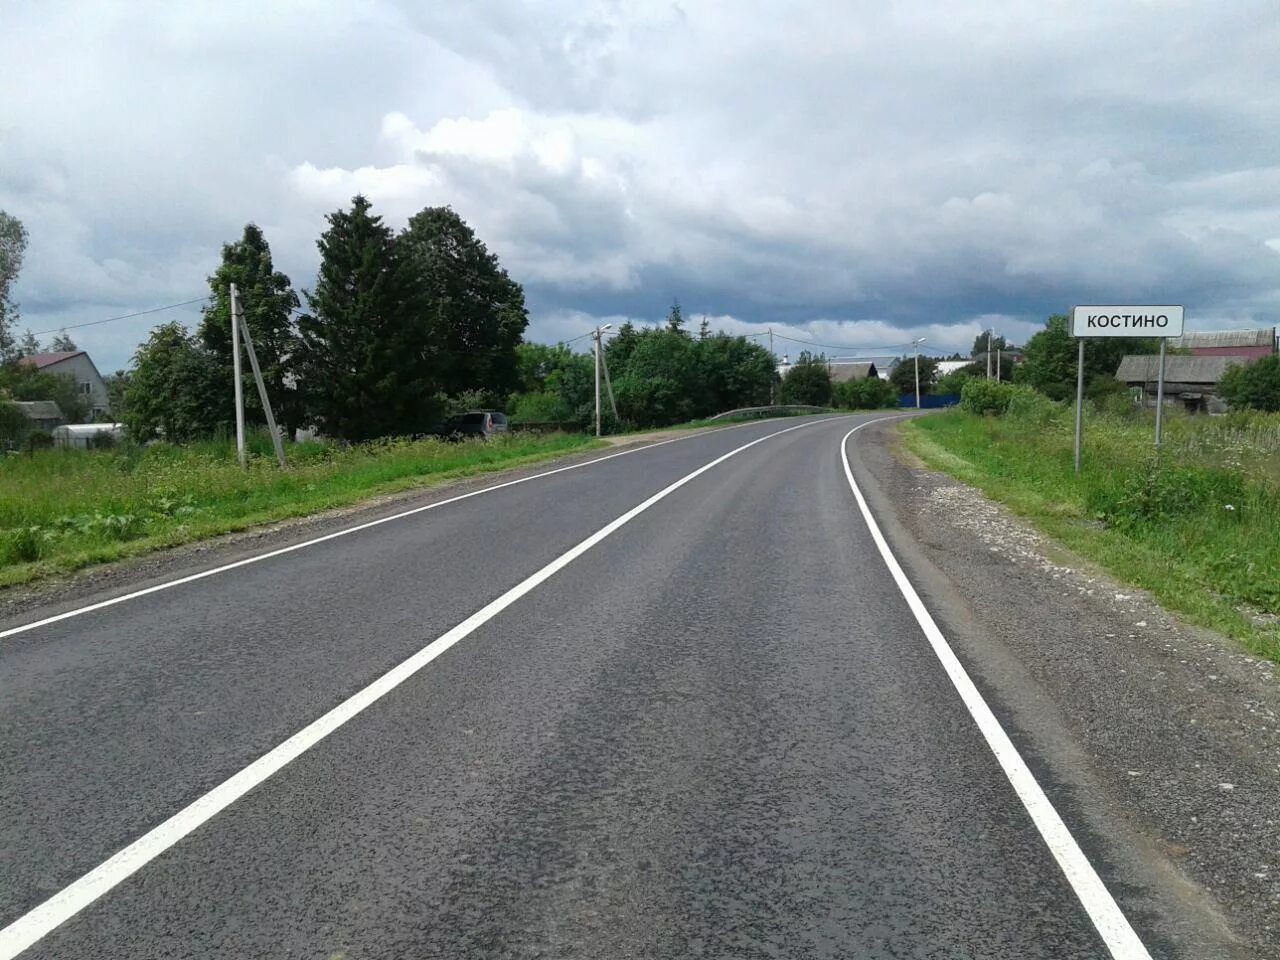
(960, 379), (1018, 415)
(1219, 355), (1280, 412)
(1006, 387), (1061, 425)
(834, 376), (898, 410)
(1089, 463), (1248, 530)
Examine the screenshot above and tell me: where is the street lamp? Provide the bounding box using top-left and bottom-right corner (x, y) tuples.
(594, 323), (613, 437)
(912, 337), (927, 410)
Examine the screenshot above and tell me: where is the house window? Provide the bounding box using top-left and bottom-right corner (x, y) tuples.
(80, 381), (91, 394)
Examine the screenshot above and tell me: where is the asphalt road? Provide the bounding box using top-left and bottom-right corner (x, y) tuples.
(1, 414), (1152, 958)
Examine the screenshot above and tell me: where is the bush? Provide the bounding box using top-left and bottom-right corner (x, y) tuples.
(1219, 355), (1280, 412)
(1006, 387), (1061, 425)
(834, 376), (898, 410)
(960, 379), (1018, 415)
(1089, 463), (1247, 531)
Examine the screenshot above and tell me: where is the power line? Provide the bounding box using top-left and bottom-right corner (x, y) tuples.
(28, 297), (207, 337)
(744, 330), (929, 354)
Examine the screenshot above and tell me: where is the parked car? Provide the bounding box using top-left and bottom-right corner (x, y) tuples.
(436, 410), (509, 440)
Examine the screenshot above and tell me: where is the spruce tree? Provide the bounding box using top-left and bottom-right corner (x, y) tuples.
(298, 196), (435, 440)
(199, 224), (302, 432)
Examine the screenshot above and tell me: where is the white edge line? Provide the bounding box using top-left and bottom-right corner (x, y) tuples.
(0, 417), (782, 642)
(0, 415), (844, 959)
(840, 419), (1152, 960)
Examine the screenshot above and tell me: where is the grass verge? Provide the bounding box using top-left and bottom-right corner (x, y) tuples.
(901, 407), (1280, 665)
(0, 431), (603, 588)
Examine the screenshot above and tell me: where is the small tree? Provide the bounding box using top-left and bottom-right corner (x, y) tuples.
(780, 351), (832, 405)
(0, 210), (28, 361)
(834, 376), (898, 410)
(49, 331), (78, 352)
(1218, 355), (1280, 412)
(0, 361), (89, 422)
(123, 323), (221, 441)
(17, 330), (40, 356)
(665, 299), (686, 335)
(890, 355), (939, 397)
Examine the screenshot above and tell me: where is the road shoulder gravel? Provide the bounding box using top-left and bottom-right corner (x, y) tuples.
(848, 417), (1279, 959)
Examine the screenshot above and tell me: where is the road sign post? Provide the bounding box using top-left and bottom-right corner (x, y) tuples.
(1070, 305), (1184, 473)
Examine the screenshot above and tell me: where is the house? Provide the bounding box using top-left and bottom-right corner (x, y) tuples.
(1115, 355), (1247, 413)
(1168, 328), (1275, 360)
(14, 400), (66, 432)
(855, 356), (902, 380)
(20, 351), (111, 418)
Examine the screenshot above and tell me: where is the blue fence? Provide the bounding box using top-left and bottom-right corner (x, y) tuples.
(898, 393), (961, 409)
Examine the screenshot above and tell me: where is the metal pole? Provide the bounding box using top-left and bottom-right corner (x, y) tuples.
(229, 283), (246, 469)
(769, 327), (775, 404)
(1154, 338), (1167, 452)
(986, 330), (992, 379)
(594, 327), (602, 438)
(914, 349), (921, 409)
(1073, 338), (1086, 475)
(235, 302), (287, 468)
(996, 348), (1002, 382)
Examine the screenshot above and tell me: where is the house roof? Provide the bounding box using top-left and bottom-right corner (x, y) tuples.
(828, 361), (878, 383)
(1115, 354), (1246, 385)
(13, 400), (65, 421)
(935, 360), (977, 375)
(1169, 328), (1275, 350)
(22, 351), (86, 369)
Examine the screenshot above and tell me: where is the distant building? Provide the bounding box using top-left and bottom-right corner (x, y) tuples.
(13, 400), (66, 432)
(20, 351), (111, 418)
(1115, 355), (1247, 413)
(935, 360), (975, 377)
(827, 360), (879, 383)
(1168, 328), (1276, 361)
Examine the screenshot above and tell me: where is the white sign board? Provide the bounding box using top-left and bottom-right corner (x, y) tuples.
(1071, 305), (1184, 338)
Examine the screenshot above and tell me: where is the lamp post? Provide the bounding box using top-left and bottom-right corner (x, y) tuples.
(594, 323), (612, 437)
(912, 337), (927, 409)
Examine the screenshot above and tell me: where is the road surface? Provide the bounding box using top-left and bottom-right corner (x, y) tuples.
(1, 414), (1156, 958)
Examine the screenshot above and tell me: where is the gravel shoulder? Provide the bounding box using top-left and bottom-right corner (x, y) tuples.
(850, 417), (1279, 959)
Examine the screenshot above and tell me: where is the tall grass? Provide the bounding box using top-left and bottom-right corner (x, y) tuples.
(0, 430), (598, 585)
(905, 399), (1280, 663)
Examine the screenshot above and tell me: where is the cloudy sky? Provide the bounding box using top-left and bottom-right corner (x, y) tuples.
(2, 1), (1278, 372)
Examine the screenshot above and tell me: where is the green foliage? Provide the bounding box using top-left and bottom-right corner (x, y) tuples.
(1016, 314), (1159, 401)
(197, 223), (302, 432)
(960, 378), (1020, 415)
(0, 361), (90, 422)
(935, 364), (982, 395)
(298, 195), (441, 441)
(49, 331), (77, 352)
(0, 209), (28, 360)
(972, 332), (1007, 357)
(122, 322), (221, 442)
(0, 398), (27, 445)
(399, 206), (528, 399)
(665, 299), (686, 334)
(780, 351), (832, 405)
(1218, 354), (1280, 412)
(1090, 463), (1246, 531)
(0, 431), (598, 584)
(889, 355), (939, 396)
(834, 375), (898, 410)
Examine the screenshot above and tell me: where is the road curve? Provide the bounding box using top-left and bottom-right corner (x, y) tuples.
(1, 414), (1150, 958)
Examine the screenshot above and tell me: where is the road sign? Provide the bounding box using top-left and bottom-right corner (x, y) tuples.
(1071, 304), (1185, 473)
(1071, 306), (1184, 338)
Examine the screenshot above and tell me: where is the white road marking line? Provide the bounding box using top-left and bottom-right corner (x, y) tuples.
(0, 418), (776, 642)
(840, 419), (1152, 960)
(0, 415), (844, 960)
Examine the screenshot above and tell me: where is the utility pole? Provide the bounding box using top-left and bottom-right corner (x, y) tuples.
(912, 337), (927, 410)
(601, 338), (619, 424)
(769, 327), (775, 404)
(229, 283), (246, 469)
(593, 323), (612, 437)
(234, 294), (287, 468)
(986, 329), (993, 380)
(996, 347), (1002, 383)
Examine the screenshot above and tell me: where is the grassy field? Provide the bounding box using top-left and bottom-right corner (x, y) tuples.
(0, 431), (602, 587)
(903, 401), (1280, 664)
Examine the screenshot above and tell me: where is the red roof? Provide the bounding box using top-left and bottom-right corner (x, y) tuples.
(22, 351), (85, 369)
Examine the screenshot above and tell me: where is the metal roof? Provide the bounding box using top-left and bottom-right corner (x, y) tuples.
(13, 400), (65, 420)
(828, 361), (878, 383)
(1169, 328), (1275, 350)
(22, 351), (86, 369)
(1115, 354), (1246, 384)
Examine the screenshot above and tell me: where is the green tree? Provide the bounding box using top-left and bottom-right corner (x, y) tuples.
(1016, 315), (1158, 401)
(198, 224), (302, 432)
(0, 398), (27, 446)
(890, 355), (939, 397)
(834, 375), (898, 410)
(693, 333), (775, 413)
(49, 330), (77, 352)
(0, 361), (89, 422)
(1218, 355), (1280, 412)
(298, 195), (436, 440)
(399, 206), (528, 400)
(122, 323), (221, 441)
(104, 370), (131, 421)
(698, 315), (710, 339)
(17, 330), (40, 355)
(665, 299), (686, 335)
(612, 329), (701, 425)
(0, 210), (29, 361)
(780, 351), (833, 405)
(509, 342), (595, 426)
(972, 332), (1008, 357)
